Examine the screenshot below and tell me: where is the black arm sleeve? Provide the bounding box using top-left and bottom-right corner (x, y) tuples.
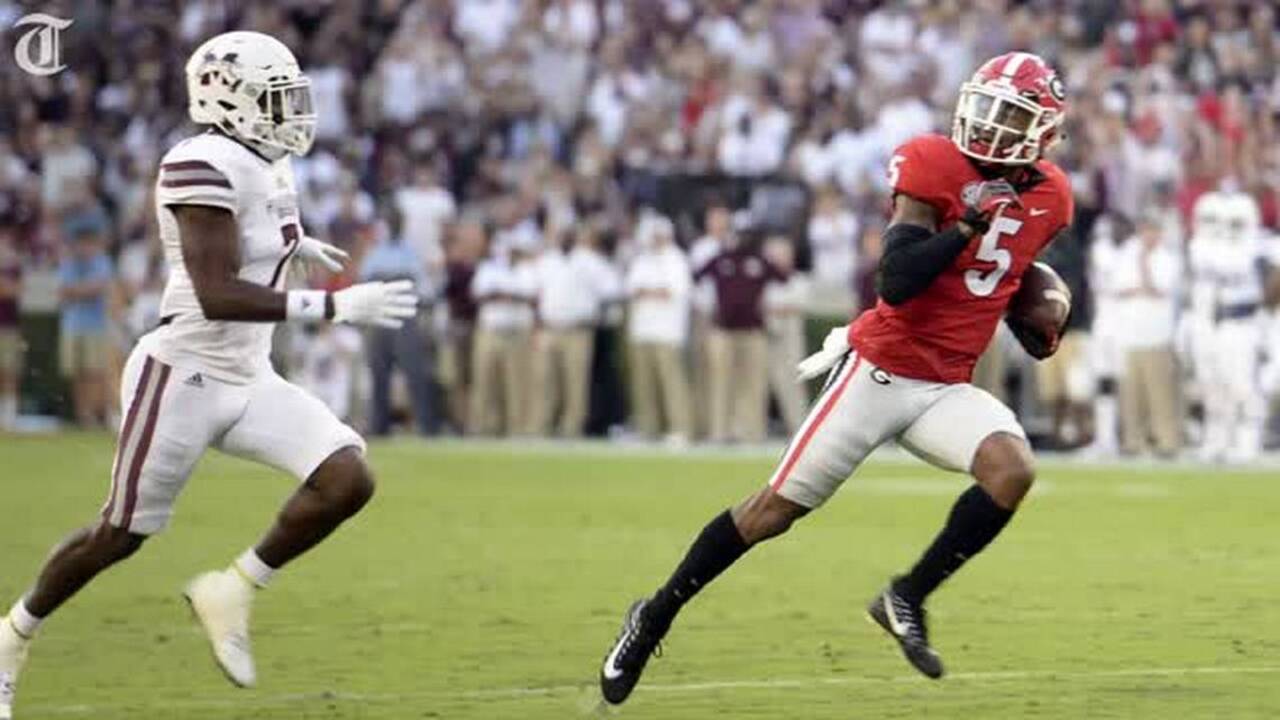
(875, 223), (975, 306)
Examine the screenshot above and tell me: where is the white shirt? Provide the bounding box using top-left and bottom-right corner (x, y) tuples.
(379, 56), (422, 124)
(626, 244), (692, 345)
(395, 185), (455, 270)
(454, 0), (519, 54)
(536, 246), (622, 328)
(309, 65), (351, 141)
(472, 257), (537, 331)
(543, 0), (599, 47)
(142, 132), (303, 383)
(764, 273), (810, 335)
(1111, 236), (1182, 349)
(808, 211), (859, 288)
(689, 235), (723, 314)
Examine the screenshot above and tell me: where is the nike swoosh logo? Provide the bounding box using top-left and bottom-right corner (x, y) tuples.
(602, 639), (627, 680)
(884, 596), (911, 637)
(1030, 208), (1049, 217)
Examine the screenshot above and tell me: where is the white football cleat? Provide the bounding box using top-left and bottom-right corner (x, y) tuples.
(0, 618), (31, 720)
(183, 570), (257, 688)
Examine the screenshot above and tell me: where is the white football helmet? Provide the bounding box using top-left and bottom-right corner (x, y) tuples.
(1191, 191), (1227, 243)
(1219, 191), (1262, 245)
(185, 31), (316, 158)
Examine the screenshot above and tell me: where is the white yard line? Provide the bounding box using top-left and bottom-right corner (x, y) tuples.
(28, 665), (1280, 715)
(387, 437), (1280, 473)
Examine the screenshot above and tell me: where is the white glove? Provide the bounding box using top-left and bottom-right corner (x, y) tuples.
(796, 325), (851, 382)
(333, 280), (419, 329)
(297, 236), (350, 273)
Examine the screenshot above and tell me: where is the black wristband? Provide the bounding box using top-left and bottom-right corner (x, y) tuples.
(324, 292), (335, 320)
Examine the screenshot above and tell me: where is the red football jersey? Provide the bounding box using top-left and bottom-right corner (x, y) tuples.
(848, 134), (1073, 383)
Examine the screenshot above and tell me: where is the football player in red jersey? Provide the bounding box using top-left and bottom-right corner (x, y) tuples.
(600, 52), (1074, 703)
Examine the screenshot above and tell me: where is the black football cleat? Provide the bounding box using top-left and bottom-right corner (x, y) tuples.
(867, 584), (945, 679)
(600, 598), (667, 705)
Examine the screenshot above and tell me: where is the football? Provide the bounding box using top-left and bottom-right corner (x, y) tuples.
(1005, 261), (1071, 359)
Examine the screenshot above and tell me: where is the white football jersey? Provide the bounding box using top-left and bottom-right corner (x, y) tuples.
(1189, 192), (1265, 317)
(138, 131), (303, 383)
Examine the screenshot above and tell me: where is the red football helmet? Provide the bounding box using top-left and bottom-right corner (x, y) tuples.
(952, 52), (1066, 165)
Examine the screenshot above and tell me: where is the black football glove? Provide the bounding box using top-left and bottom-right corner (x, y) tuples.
(962, 178), (1022, 234)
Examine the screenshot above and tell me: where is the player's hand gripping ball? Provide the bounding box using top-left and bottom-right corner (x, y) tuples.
(1005, 261), (1071, 360)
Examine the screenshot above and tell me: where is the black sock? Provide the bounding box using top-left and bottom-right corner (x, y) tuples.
(647, 510), (750, 628)
(895, 485), (1013, 604)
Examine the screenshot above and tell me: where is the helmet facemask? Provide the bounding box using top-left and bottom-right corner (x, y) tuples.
(247, 76), (316, 157)
(952, 82), (1060, 165)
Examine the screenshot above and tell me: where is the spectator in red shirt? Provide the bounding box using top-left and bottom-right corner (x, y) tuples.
(694, 219), (788, 443)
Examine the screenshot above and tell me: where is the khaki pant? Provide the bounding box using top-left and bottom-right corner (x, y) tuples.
(0, 328), (21, 375)
(766, 315), (808, 435)
(438, 323), (474, 431)
(689, 313), (715, 440)
(628, 340), (692, 440)
(467, 327), (532, 436)
(1119, 345), (1181, 455)
(1036, 330), (1087, 404)
(529, 327), (594, 437)
(60, 332), (108, 377)
(707, 328), (769, 442)
(971, 336), (1007, 404)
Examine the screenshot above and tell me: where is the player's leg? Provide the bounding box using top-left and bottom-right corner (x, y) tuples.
(601, 352), (903, 704)
(2, 353), (215, 717)
(876, 385), (1032, 678)
(1221, 320), (1265, 462)
(189, 373), (369, 688)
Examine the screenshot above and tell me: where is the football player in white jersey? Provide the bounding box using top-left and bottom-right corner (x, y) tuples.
(1185, 190), (1268, 462)
(0, 32), (417, 717)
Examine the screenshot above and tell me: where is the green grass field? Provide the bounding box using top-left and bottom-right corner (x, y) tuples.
(1, 434), (1278, 719)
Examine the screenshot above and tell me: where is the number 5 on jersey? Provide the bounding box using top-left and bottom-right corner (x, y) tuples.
(964, 217), (1021, 297)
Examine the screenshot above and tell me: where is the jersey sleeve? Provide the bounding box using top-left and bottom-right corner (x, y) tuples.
(887, 137), (954, 214)
(155, 139), (241, 215)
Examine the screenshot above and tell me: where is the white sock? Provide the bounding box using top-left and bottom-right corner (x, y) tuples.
(232, 549), (276, 589)
(7, 599), (42, 639)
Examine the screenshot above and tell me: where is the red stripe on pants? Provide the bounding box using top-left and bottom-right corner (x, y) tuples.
(770, 356), (862, 492)
(119, 362), (172, 529)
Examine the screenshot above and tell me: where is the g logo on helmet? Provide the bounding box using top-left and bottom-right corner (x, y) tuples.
(1047, 76), (1066, 103)
(12, 14), (73, 77)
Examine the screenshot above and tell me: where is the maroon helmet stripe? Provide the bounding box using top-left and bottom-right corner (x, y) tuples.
(119, 362), (172, 528)
(161, 160), (219, 172)
(160, 177), (233, 189)
(103, 356), (154, 522)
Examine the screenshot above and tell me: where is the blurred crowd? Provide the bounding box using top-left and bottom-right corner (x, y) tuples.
(2, 0), (1279, 458)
